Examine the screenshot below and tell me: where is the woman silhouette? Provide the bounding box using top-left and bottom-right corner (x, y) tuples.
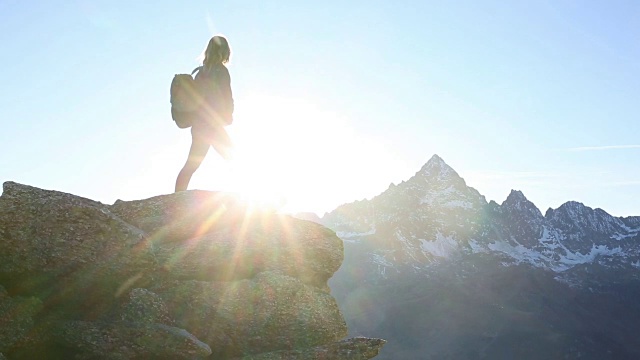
(175, 35), (234, 192)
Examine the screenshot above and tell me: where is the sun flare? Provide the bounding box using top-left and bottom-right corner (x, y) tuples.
(189, 93), (406, 215)
(224, 95), (347, 212)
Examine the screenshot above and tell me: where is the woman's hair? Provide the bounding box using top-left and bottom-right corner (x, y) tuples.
(203, 35), (231, 67)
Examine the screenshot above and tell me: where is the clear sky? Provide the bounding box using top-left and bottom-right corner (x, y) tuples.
(1, 1), (639, 216)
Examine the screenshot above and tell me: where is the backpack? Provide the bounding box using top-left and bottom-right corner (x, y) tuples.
(170, 67), (202, 128)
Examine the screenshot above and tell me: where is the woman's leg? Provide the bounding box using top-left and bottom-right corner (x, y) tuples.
(210, 126), (234, 160)
(175, 136), (210, 192)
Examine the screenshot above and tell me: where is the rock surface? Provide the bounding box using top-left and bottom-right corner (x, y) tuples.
(110, 191), (343, 289)
(0, 182), (384, 359)
(0, 182), (156, 316)
(231, 337), (387, 360)
(0, 286), (42, 352)
(155, 272), (347, 357)
(55, 321), (213, 360)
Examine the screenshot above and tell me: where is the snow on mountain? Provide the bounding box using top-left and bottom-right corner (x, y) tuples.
(622, 216), (640, 229)
(546, 201), (634, 244)
(325, 155), (640, 359)
(323, 154), (491, 272)
(323, 155), (640, 283)
(402, 154), (487, 211)
(419, 232), (459, 258)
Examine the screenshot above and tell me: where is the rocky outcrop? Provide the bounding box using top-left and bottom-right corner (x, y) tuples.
(153, 272), (348, 357)
(0, 182), (385, 359)
(231, 337), (387, 360)
(0, 182), (155, 315)
(55, 321), (213, 360)
(109, 191), (343, 290)
(0, 286), (42, 354)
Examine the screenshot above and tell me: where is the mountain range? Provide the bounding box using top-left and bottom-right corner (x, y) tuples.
(319, 155), (640, 359)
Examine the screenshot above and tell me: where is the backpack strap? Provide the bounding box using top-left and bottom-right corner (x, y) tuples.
(191, 66), (203, 76)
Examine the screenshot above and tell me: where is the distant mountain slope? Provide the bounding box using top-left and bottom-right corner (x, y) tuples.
(323, 155), (640, 359)
(324, 154), (640, 277)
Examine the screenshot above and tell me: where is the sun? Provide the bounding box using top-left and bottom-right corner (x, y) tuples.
(189, 92), (405, 216)
(222, 94), (345, 213)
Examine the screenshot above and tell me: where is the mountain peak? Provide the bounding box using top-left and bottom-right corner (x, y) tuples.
(551, 201), (588, 217)
(503, 190), (528, 204)
(423, 154), (446, 167)
(546, 200), (629, 238)
(501, 189), (543, 219)
(417, 154), (457, 179)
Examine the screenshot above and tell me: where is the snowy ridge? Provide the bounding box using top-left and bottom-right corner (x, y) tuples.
(481, 236), (627, 272)
(324, 155), (640, 284)
(547, 201), (628, 236)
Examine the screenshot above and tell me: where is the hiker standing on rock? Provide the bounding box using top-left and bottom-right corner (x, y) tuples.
(175, 35), (234, 192)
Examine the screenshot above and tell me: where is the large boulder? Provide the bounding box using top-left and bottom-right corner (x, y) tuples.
(0, 286), (42, 352)
(155, 271), (347, 357)
(0, 183), (384, 359)
(55, 321), (212, 360)
(231, 337), (387, 360)
(0, 182), (157, 314)
(110, 192), (343, 289)
(119, 288), (174, 325)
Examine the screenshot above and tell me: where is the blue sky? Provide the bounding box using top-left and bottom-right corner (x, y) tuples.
(1, 1), (639, 216)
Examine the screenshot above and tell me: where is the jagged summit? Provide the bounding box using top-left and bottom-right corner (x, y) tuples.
(324, 153), (640, 274)
(501, 190), (543, 218)
(321, 157), (640, 359)
(546, 200), (595, 222)
(555, 200), (587, 211)
(504, 189), (527, 203)
(546, 200), (629, 238)
(416, 154), (458, 180)
(424, 154), (446, 167)
(387, 155), (485, 210)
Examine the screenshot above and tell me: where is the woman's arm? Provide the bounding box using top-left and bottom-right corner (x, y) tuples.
(218, 66), (234, 125)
